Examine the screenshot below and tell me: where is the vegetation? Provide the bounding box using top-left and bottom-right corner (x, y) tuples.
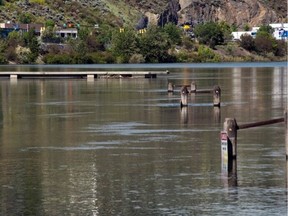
(239, 25), (287, 58)
(0, 21), (286, 64)
(194, 22), (225, 49)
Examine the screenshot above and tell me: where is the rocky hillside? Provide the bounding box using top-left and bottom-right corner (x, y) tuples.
(0, 0), (286, 29)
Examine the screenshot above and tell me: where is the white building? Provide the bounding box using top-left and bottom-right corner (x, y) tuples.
(231, 31), (256, 40)
(232, 23), (288, 41)
(55, 28), (78, 38)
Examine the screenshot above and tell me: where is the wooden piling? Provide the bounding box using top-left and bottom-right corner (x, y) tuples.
(223, 118), (238, 159)
(167, 82), (174, 92)
(190, 81), (196, 93)
(284, 109), (288, 159)
(238, 117), (284, 130)
(180, 86), (189, 107)
(213, 85), (221, 107)
(180, 106), (188, 124)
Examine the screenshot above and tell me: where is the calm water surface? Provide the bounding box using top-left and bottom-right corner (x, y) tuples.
(0, 63), (287, 215)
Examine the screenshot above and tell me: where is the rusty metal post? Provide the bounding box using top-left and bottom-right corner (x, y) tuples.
(167, 82), (174, 93)
(223, 118), (238, 159)
(180, 86), (189, 107)
(213, 85), (221, 107)
(190, 81), (196, 93)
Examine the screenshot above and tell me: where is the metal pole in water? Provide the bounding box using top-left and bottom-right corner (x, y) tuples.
(180, 86), (189, 107)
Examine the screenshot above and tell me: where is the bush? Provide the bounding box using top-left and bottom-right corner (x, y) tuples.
(175, 50), (198, 63)
(181, 36), (195, 50)
(254, 33), (275, 55)
(239, 34), (255, 51)
(197, 45), (221, 62)
(43, 54), (74, 64)
(129, 54), (145, 63)
(5, 46), (17, 62)
(19, 13), (33, 24)
(274, 40), (287, 57)
(0, 54), (8, 64)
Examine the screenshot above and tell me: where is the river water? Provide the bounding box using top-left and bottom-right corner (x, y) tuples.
(0, 62), (287, 215)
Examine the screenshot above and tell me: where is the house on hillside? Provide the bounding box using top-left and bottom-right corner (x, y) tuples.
(0, 22), (44, 37)
(55, 28), (78, 39)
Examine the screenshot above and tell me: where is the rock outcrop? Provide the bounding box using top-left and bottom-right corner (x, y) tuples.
(0, 0), (286, 30)
(144, 0), (286, 29)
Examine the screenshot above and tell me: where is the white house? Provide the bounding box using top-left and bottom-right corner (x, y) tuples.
(55, 28), (78, 38)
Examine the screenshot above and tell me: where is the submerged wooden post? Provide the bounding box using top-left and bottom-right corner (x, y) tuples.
(223, 118), (238, 159)
(213, 85), (221, 107)
(167, 82), (174, 93)
(190, 81), (196, 93)
(285, 110), (288, 160)
(180, 106), (188, 124)
(180, 86), (189, 107)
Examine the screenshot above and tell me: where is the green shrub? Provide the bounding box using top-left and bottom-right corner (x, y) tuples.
(197, 45), (221, 62)
(129, 54), (145, 63)
(19, 13), (33, 24)
(43, 54), (74, 64)
(0, 54), (8, 64)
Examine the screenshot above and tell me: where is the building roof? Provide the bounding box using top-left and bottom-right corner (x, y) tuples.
(0, 23), (43, 32)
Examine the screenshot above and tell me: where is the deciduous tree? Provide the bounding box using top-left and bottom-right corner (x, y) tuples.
(194, 22), (224, 49)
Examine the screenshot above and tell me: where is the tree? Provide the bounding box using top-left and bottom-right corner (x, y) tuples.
(19, 13), (33, 24)
(95, 24), (113, 51)
(138, 25), (174, 63)
(163, 22), (182, 45)
(194, 22), (224, 49)
(111, 28), (139, 63)
(219, 21), (233, 41)
(254, 31), (275, 55)
(78, 27), (89, 41)
(23, 29), (40, 63)
(257, 25), (274, 35)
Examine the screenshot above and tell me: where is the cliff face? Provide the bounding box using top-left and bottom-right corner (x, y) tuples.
(0, 0), (286, 29)
(139, 0), (286, 29)
(176, 0), (283, 27)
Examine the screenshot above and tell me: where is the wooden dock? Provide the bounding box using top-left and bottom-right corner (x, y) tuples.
(0, 70), (169, 80)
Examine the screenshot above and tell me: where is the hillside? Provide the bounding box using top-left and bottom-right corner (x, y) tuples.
(0, 0), (286, 29)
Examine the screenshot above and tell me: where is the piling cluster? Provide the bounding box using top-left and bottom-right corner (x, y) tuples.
(167, 81), (287, 178)
(167, 81), (221, 107)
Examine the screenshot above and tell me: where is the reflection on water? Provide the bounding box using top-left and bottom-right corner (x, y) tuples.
(0, 63), (287, 215)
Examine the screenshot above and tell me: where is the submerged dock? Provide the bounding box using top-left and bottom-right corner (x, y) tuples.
(0, 70), (169, 80)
